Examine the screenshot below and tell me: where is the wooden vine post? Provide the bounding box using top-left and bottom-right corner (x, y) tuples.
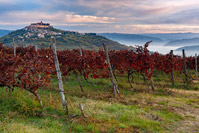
(78, 44), (98, 91)
(79, 104), (86, 117)
(79, 44), (83, 56)
(195, 53), (198, 79)
(170, 50), (175, 85)
(22, 39), (25, 48)
(12, 38), (17, 94)
(148, 68), (155, 90)
(74, 72), (84, 92)
(35, 45), (38, 52)
(52, 38), (68, 115)
(127, 70), (134, 88)
(13, 38), (16, 56)
(73, 44), (84, 92)
(102, 43), (119, 96)
(182, 49), (188, 81)
(150, 77), (154, 90)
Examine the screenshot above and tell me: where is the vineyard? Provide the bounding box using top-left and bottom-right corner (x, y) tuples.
(1, 42), (199, 132)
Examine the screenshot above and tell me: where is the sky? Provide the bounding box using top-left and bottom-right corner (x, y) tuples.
(0, 0), (199, 33)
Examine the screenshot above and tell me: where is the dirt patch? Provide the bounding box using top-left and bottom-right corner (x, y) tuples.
(69, 116), (140, 132)
(174, 104), (199, 133)
(169, 89), (199, 132)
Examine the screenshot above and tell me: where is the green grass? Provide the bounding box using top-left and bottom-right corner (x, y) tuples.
(1, 72), (199, 132)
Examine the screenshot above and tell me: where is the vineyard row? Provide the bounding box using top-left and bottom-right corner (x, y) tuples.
(0, 42), (198, 112)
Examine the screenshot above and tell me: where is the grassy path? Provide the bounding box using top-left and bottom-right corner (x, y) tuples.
(0, 73), (199, 132)
(174, 90), (199, 132)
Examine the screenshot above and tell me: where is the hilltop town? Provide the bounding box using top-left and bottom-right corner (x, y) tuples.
(18, 21), (63, 39)
(0, 22), (128, 50)
(15, 21), (96, 40)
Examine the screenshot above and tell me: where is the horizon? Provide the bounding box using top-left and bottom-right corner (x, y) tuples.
(0, 0), (199, 33)
(1, 25), (199, 34)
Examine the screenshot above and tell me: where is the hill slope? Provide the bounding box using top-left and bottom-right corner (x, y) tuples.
(98, 33), (164, 46)
(142, 33), (199, 41)
(175, 45), (199, 56)
(176, 45), (199, 51)
(0, 27), (132, 50)
(164, 38), (199, 46)
(0, 29), (11, 37)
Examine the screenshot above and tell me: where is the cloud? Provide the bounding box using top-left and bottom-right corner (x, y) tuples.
(0, 11), (116, 25)
(55, 24), (199, 33)
(0, 0), (41, 13)
(0, 0), (199, 33)
(64, 15), (115, 23)
(124, 24), (199, 33)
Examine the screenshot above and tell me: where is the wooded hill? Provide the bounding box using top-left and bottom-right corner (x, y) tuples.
(0, 27), (134, 50)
